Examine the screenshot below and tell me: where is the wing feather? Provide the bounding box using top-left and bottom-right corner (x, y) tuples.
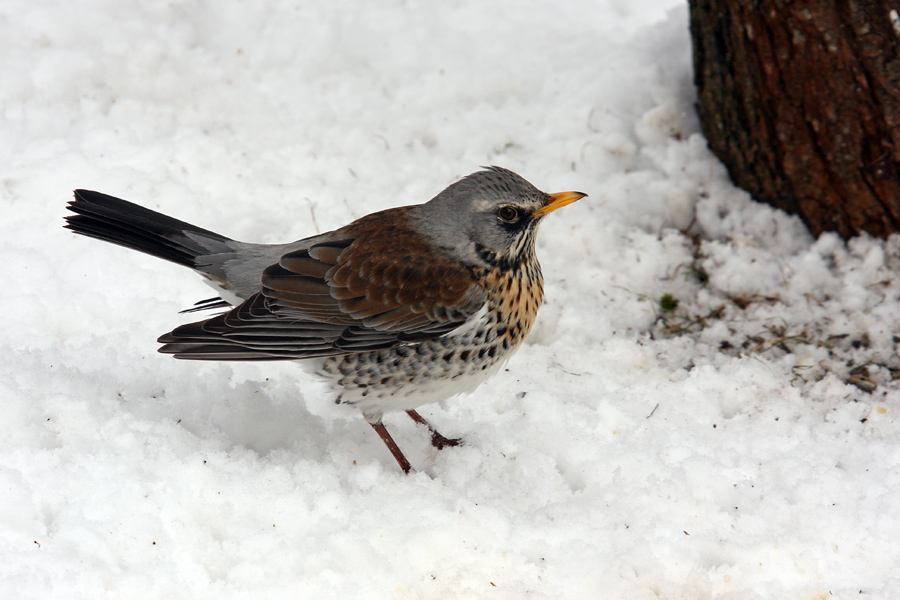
(158, 207), (487, 360)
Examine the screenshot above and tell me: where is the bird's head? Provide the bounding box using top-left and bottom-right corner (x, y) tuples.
(412, 166), (586, 271)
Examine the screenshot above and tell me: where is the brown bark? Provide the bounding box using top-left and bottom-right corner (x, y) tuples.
(690, 0), (900, 238)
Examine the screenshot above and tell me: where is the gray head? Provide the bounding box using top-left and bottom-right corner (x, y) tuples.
(410, 166), (586, 270)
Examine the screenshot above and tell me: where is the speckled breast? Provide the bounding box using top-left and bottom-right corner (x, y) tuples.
(321, 260), (544, 421)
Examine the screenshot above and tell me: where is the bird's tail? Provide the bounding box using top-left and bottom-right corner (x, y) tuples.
(64, 189), (233, 269)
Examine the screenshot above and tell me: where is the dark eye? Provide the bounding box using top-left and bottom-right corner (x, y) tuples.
(497, 206), (518, 222)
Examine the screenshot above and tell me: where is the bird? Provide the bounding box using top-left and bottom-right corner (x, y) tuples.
(64, 166), (586, 473)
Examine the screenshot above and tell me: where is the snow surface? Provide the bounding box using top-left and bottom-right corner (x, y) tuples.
(2, 1), (899, 598)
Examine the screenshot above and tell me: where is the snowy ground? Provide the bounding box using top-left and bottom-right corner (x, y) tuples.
(2, 1), (899, 598)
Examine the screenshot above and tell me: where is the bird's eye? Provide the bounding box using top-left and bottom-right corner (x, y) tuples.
(497, 206), (518, 222)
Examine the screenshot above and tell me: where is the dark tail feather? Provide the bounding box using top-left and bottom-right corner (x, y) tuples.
(64, 189), (232, 269)
(179, 297), (233, 314)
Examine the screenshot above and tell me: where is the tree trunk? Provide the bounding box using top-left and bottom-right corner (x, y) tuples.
(690, 0), (900, 239)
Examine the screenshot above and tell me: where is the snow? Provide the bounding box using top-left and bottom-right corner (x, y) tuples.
(2, 1), (899, 598)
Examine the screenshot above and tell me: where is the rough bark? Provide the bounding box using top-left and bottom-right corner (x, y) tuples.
(690, 0), (900, 238)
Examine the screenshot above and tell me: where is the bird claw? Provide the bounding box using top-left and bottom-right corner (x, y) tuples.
(406, 410), (462, 451)
(429, 431), (463, 450)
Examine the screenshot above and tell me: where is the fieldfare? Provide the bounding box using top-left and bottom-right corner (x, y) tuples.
(64, 167), (585, 472)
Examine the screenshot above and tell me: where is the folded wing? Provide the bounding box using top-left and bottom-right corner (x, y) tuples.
(158, 208), (486, 360)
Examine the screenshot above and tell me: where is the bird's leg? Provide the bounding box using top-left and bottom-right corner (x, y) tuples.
(406, 410), (462, 450)
(369, 421), (412, 473)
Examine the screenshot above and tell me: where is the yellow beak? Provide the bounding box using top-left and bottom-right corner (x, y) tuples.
(533, 191), (587, 217)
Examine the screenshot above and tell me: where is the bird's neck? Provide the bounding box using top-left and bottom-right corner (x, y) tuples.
(473, 252), (544, 351)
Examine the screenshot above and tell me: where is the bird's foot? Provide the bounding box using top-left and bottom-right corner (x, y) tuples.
(406, 410), (463, 450)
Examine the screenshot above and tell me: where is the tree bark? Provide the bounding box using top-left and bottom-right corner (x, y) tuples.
(690, 0), (900, 239)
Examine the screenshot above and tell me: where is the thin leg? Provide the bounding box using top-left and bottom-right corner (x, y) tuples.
(406, 410), (462, 450)
(369, 421), (412, 473)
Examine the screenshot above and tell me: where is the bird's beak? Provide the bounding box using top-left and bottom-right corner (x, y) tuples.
(532, 191), (587, 217)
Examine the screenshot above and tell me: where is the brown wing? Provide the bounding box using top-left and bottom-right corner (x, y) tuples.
(158, 207), (487, 360)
